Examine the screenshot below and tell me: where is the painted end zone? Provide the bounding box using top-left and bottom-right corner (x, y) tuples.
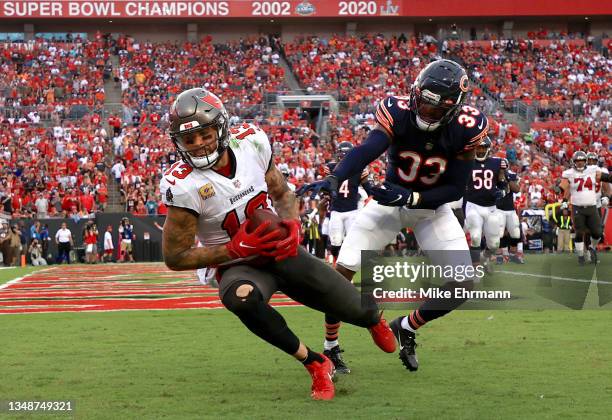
(0, 263), (299, 314)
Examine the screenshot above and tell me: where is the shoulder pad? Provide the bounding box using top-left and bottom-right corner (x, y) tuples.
(160, 174), (200, 214)
(562, 168), (573, 179)
(230, 122), (272, 171)
(452, 106), (489, 153)
(375, 96), (410, 138)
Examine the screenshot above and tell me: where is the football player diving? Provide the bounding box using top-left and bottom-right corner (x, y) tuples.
(159, 88), (395, 401)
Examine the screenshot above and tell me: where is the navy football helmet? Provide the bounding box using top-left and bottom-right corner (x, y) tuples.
(410, 59), (469, 131)
(336, 141), (354, 160)
(475, 136), (492, 162)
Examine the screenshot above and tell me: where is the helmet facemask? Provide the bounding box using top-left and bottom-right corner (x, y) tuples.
(574, 158), (587, 171)
(411, 85), (462, 132)
(171, 112), (229, 170)
(587, 153), (598, 167)
(475, 144), (490, 161)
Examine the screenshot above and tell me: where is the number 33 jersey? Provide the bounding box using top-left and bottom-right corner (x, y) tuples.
(375, 96), (488, 196)
(562, 166), (599, 206)
(160, 123), (273, 247)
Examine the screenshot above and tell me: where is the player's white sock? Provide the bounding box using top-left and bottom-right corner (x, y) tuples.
(400, 316), (417, 333)
(517, 243), (523, 255)
(502, 247), (509, 256)
(590, 237), (600, 249)
(324, 340), (339, 350)
(575, 242), (584, 256)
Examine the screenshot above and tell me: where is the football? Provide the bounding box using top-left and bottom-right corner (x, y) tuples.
(248, 209), (289, 241)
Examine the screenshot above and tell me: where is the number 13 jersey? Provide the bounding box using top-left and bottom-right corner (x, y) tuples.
(160, 123), (273, 247)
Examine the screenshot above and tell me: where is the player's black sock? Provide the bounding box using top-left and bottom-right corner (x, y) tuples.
(300, 347), (325, 365)
(469, 246), (481, 264)
(330, 246), (341, 258)
(324, 313), (341, 349)
(222, 281), (300, 355)
(411, 280), (474, 325)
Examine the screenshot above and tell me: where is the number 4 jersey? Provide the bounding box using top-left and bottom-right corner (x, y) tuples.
(375, 96), (488, 207)
(160, 123), (273, 247)
(562, 166), (598, 206)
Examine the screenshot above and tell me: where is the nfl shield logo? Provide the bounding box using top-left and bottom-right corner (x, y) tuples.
(233, 179), (241, 189)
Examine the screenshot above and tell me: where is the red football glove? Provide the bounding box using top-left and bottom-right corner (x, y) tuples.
(268, 219), (301, 262)
(225, 220), (284, 260)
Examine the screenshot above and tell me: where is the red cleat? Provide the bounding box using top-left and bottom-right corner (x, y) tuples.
(368, 314), (397, 353)
(305, 354), (335, 400)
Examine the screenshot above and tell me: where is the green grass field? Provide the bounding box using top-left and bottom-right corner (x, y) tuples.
(1, 255), (611, 419)
(0, 266), (48, 286)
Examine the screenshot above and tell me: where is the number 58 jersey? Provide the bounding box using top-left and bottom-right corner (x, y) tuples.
(159, 123), (273, 247)
(562, 166), (598, 206)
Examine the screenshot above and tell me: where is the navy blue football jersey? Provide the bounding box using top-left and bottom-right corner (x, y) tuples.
(496, 169), (517, 211)
(324, 162), (367, 212)
(465, 157), (506, 206)
(375, 96), (488, 202)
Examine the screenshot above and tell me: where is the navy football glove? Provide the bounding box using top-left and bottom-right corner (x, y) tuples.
(495, 189), (505, 201)
(370, 181), (418, 207)
(295, 175), (339, 199)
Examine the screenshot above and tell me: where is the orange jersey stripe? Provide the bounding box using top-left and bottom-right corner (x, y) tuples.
(381, 102), (395, 126)
(376, 109), (393, 137)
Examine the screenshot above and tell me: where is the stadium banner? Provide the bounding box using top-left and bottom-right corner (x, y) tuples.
(1, 0), (610, 19)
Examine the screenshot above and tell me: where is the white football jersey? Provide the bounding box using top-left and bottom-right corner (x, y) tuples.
(160, 123), (274, 250)
(562, 166), (598, 206)
(590, 165), (608, 207)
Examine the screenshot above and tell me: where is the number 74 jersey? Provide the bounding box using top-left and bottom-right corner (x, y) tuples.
(159, 123), (274, 247)
(562, 166), (599, 206)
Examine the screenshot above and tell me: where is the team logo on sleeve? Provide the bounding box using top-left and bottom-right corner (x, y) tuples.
(233, 179), (242, 189)
(199, 183), (216, 200)
(165, 188), (174, 203)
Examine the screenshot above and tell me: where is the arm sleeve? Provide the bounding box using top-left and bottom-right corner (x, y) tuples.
(332, 129), (390, 181)
(417, 158), (474, 210)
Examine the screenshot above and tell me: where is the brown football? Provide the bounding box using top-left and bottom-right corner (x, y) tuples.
(248, 209), (289, 241)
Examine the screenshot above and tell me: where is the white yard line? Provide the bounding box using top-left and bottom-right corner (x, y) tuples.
(0, 267), (56, 290)
(495, 270), (610, 284)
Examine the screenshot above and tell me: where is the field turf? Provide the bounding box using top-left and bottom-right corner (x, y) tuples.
(1, 255), (611, 419)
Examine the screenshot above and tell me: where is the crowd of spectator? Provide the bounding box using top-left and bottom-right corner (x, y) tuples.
(0, 116), (112, 219)
(0, 35), (111, 122)
(0, 31), (609, 246)
(446, 38), (611, 130)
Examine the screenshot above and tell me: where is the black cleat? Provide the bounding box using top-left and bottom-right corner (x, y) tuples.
(323, 346), (350, 374)
(389, 317), (418, 371)
(589, 248), (598, 264)
(578, 255), (586, 265)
